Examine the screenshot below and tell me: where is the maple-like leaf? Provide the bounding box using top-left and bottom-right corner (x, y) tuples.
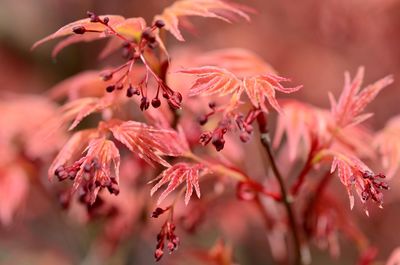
(196, 48), (276, 78)
(179, 66), (242, 97)
(329, 67), (393, 128)
(330, 153), (389, 213)
(154, 0), (250, 41)
(375, 115), (400, 179)
(33, 16), (146, 57)
(179, 66), (302, 113)
(243, 74), (302, 113)
(150, 163), (207, 205)
(109, 120), (188, 167)
(32, 15), (125, 50)
(273, 100), (329, 161)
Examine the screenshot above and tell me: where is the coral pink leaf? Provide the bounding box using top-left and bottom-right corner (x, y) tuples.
(331, 67), (393, 127)
(150, 163), (206, 205)
(243, 74), (302, 113)
(32, 15), (125, 50)
(154, 0), (250, 41)
(196, 48), (276, 78)
(179, 66), (242, 97)
(48, 129), (98, 180)
(109, 120), (187, 167)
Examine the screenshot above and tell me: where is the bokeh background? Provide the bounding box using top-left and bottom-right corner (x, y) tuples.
(1, 0), (399, 264)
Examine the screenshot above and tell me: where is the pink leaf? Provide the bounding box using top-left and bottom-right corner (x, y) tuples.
(154, 0), (250, 41)
(179, 66), (242, 97)
(109, 120), (187, 167)
(150, 163), (207, 205)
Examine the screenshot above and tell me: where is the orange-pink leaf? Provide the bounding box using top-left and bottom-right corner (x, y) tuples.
(150, 163), (207, 205)
(109, 120), (188, 167)
(32, 15), (125, 50)
(196, 48), (276, 78)
(179, 66), (241, 97)
(243, 74), (302, 113)
(154, 0), (250, 41)
(330, 67), (393, 127)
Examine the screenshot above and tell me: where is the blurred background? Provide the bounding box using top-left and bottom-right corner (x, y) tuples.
(0, 0), (399, 264)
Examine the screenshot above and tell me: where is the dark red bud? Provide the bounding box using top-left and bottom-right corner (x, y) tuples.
(198, 115), (208, 126)
(155, 19), (165, 28)
(151, 98), (161, 108)
(72, 26), (86, 34)
(106, 85), (115, 93)
(103, 17), (109, 25)
(151, 207), (166, 218)
(212, 137), (225, 152)
(100, 72), (113, 81)
(126, 87), (134, 97)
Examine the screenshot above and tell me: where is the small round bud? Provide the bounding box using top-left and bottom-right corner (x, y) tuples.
(141, 28), (152, 40)
(208, 102), (216, 109)
(173, 91), (182, 103)
(101, 72), (113, 81)
(106, 85), (115, 93)
(212, 137), (225, 152)
(151, 98), (161, 108)
(103, 17), (109, 25)
(72, 26), (86, 34)
(154, 19), (165, 28)
(126, 87), (134, 97)
(162, 92), (169, 99)
(198, 115), (208, 125)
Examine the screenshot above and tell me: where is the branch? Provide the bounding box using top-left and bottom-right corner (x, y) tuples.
(257, 112), (303, 265)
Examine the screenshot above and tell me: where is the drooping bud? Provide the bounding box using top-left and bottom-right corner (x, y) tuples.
(106, 85), (115, 93)
(154, 19), (165, 28)
(198, 115), (208, 126)
(103, 17), (109, 25)
(100, 71), (113, 81)
(151, 207), (167, 218)
(151, 98), (161, 108)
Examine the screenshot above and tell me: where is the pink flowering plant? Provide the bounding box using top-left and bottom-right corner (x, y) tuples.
(2, 0), (400, 264)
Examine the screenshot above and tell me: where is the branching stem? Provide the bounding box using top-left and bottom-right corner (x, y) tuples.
(257, 112), (303, 265)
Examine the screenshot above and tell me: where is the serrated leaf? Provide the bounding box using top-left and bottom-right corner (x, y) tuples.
(150, 163), (207, 205)
(331, 67), (393, 127)
(109, 120), (187, 167)
(154, 0), (250, 41)
(32, 15), (125, 50)
(179, 66), (241, 97)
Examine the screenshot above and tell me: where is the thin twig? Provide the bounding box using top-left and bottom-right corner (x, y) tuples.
(257, 112), (303, 265)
